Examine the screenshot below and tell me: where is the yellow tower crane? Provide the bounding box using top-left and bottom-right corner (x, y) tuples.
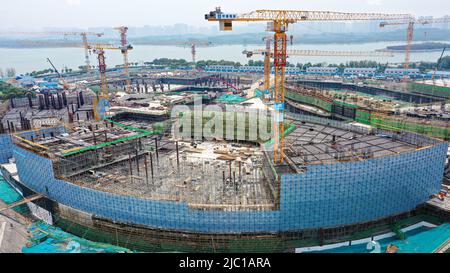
(76, 32), (105, 74)
(243, 47), (394, 96)
(86, 43), (132, 120)
(262, 37), (272, 94)
(205, 7), (413, 163)
(380, 17), (450, 81)
(0, 31), (104, 74)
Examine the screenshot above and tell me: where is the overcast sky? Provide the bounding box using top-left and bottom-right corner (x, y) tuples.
(1, 0), (449, 30)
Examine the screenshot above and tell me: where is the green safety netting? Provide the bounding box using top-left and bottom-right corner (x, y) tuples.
(408, 82), (450, 99)
(285, 91), (333, 112)
(356, 113), (450, 140)
(311, 223), (450, 253)
(287, 90), (450, 140)
(0, 176), (29, 214)
(264, 123), (297, 146)
(216, 94), (248, 104)
(22, 221), (133, 253)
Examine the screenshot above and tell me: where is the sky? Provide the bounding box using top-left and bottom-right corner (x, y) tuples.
(0, 0), (449, 30)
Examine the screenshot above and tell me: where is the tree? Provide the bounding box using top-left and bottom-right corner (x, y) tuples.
(0, 81), (32, 100)
(248, 60), (264, 66)
(6, 68), (16, 77)
(303, 62), (313, 70)
(29, 69), (56, 77)
(440, 56), (450, 70)
(0, 68), (3, 78)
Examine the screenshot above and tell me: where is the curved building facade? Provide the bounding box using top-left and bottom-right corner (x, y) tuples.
(0, 115), (448, 252)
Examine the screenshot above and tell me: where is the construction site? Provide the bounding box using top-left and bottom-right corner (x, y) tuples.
(0, 6), (449, 253)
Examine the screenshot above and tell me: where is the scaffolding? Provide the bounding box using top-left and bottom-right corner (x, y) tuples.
(57, 138), (275, 211)
(285, 84), (450, 140)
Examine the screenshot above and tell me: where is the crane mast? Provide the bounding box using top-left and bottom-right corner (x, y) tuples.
(115, 26), (132, 93)
(405, 22), (415, 72)
(244, 48), (394, 102)
(178, 41), (212, 70)
(95, 49), (108, 100)
(380, 17), (450, 81)
(81, 33), (92, 74)
(87, 43), (125, 120)
(263, 36), (272, 99)
(92, 47), (109, 121)
(206, 7), (412, 164)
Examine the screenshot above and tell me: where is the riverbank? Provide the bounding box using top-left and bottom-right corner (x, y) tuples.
(1, 42), (449, 75)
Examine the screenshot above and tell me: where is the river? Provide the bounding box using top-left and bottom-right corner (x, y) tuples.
(1, 41), (449, 74)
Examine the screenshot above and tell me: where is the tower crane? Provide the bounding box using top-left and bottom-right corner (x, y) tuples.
(243, 47), (394, 100)
(86, 43), (132, 120)
(262, 37), (272, 94)
(244, 49), (395, 58)
(115, 26), (133, 93)
(205, 7), (412, 163)
(76, 32), (104, 74)
(380, 17), (450, 81)
(0, 31), (104, 74)
(178, 41), (213, 70)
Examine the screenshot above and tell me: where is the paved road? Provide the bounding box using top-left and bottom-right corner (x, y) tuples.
(0, 201), (30, 253)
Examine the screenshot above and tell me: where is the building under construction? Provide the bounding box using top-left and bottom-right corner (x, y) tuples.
(3, 4), (450, 253)
(0, 101), (448, 252)
(285, 79), (450, 140)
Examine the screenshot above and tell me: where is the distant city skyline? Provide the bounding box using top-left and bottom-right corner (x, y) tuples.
(0, 0), (449, 31)
(34, 20), (450, 38)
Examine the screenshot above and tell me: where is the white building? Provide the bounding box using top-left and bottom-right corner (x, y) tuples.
(285, 67), (302, 74)
(204, 65), (237, 72)
(306, 67), (339, 74)
(384, 68), (420, 76)
(426, 71), (450, 78)
(344, 68), (377, 76)
(205, 65), (302, 74)
(239, 66), (264, 73)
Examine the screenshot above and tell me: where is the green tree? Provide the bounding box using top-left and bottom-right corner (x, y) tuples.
(0, 81), (33, 100)
(439, 56), (450, 70)
(6, 68), (16, 77)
